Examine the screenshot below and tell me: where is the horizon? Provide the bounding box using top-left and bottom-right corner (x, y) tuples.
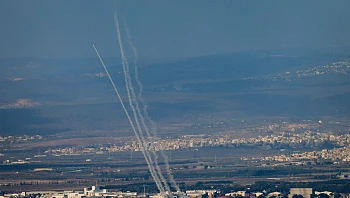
(1, 45), (350, 61)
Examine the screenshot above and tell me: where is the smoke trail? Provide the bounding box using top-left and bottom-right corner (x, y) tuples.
(121, 16), (176, 192)
(122, 13), (181, 193)
(112, 6), (169, 194)
(134, 66), (180, 192)
(92, 45), (164, 193)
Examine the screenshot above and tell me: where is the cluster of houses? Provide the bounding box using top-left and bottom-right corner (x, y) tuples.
(0, 186), (344, 198)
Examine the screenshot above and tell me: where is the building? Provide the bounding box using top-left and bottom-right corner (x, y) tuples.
(288, 188), (314, 198)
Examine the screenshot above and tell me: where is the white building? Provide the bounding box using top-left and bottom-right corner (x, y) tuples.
(289, 188), (314, 198)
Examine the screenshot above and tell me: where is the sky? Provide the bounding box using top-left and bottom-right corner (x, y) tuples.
(1, 0), (350, 59)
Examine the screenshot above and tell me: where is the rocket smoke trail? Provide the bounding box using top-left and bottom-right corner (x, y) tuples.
(122, 16), (181, 192)
(92, 45), (165, 194)
(121, 15), (174, 191)
(112, 5), (171, 194)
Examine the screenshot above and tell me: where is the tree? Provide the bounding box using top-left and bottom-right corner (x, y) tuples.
(292, 195), (304, 198)
(318, 194), (330, 198)
(333, 193), (341, 198)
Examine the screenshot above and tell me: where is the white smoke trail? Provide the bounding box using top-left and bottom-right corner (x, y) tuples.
(121, 16), (176, 192)
(92, 45), (165, 194)
(123, 24), (180, 191)
(112, 7), (169, 194)
(134, 66), (181, 192)
(123, 13), (180, 191)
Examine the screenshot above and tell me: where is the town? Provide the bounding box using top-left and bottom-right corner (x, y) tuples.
(2, 120), (350, 165)
(1, 185), (347, 198)
(243, 61), (350, 82)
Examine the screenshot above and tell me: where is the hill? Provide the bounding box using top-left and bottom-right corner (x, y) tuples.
(0, 48), (349, 136)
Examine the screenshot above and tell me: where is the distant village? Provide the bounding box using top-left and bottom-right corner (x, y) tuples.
(243, 61), (350, 81)
(38, 130), (350, 164)
(2, 120), (350, 165)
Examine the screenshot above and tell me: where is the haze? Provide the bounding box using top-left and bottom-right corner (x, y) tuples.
(1, 0), (350, 59)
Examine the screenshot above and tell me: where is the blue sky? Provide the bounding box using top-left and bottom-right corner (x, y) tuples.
(1, 0), (350, 59)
